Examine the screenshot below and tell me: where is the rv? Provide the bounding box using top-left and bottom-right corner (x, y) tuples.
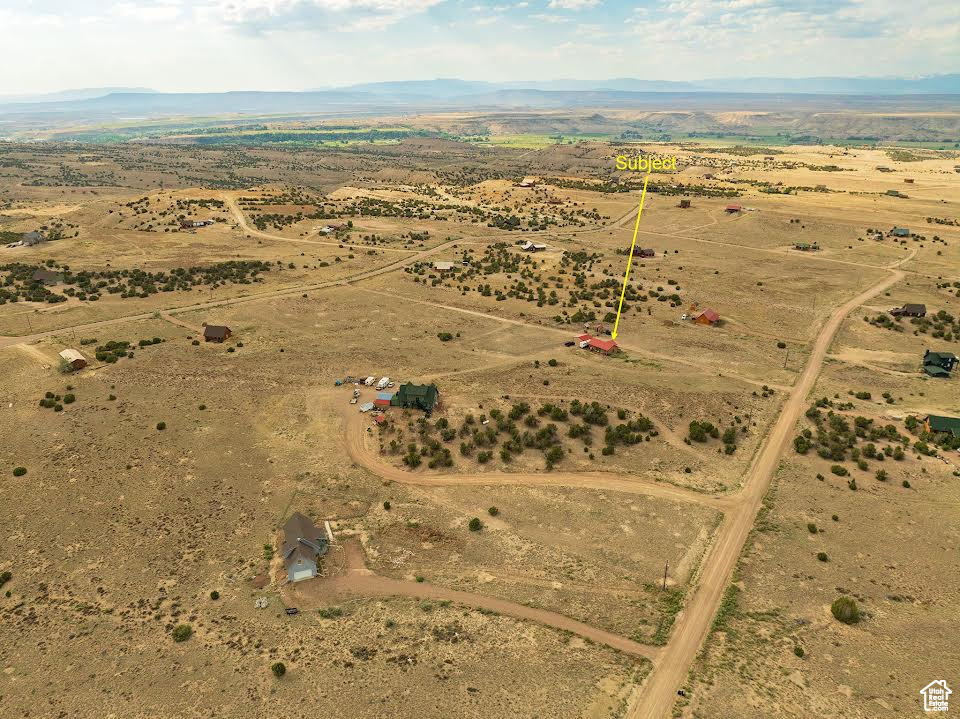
(376, 377), (390, 390)
(364, 376), (376, 386)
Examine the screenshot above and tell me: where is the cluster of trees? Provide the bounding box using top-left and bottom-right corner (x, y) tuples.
(794, 399), (911, 468)
(687, 419), (744, 455)
(0, 260), (272, 304)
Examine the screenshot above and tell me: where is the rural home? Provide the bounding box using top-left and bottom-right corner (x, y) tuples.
(890, 303), (926, 318)
(725, 204), (742, 213)
(281, 512), (328, 583)
(586, 337), (618, 355)
(639, 248), (655, 258)
(433, 261), (456, 272)
(179, 219), (213, 229)
(794, 242), (820, 251)
(923, 350), (957, 377)
(924, 414), (960, 438)
(32, 269), (61, 286)
(390, 383), (440, 411)
(695, 309), (721, 325)
(678, 199), (691, 209)
(203, 325), (232, 343)
(904, 178), (915, 184)
(320, 223), (346, 234)
(517, 178), (536, 188)
(890, 227), (911, 237)
(521, 241), (547, 252)
(21, 231), (45, 246)
(58, 349), (87, 371)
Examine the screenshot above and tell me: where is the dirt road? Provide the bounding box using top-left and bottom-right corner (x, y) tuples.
(286, 540), (661, 661)
(626, 253), (913, 719)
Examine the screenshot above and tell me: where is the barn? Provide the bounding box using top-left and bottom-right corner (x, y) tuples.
(725, 204), (742, 213)
(390, 383), (440, 411)
(374, 391), (392, 407)
(59, 349), (87, 370)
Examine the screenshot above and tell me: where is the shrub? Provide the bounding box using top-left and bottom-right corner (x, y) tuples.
(437, 332), (454, 342)
(63, 393), (75, 404)
(807, 522), (817, 534)
(830, 596), (861, 624)
(793, 645), (804, 657)
(156, 421), (166, 431)
(210, 590), (220, 600)
(875, 469), (887, 482)
(171, 624), (193, 642)
(777, 341), (787, 349)
(108, 394), (116, 401)
(271, 662), (286, 678)
(12, 467), (27, 477)
(830, 464), (848, 476)
(415, 575), (425, 583)
(847, 478), (857, 491)
(198, 404), (206, 410)
(488, 506), (499, 516)
(902, 479), (911, 488)
(468, 517), (483, 532)
(817, 552), (829, 562)
(547, 358), (558, 367)
(383, 501), (391, 510)
(0, 571), (11, 588)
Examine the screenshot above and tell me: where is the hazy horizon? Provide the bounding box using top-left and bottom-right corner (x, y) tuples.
(2, 0), (958, 95)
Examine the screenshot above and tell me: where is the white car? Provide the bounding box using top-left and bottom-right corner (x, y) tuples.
(680, 313), (689, 321)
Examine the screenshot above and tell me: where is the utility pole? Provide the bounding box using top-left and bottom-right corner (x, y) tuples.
(662, 561), (669, 591)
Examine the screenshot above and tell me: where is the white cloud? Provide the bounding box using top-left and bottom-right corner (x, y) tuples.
(547, 0), (600, 9)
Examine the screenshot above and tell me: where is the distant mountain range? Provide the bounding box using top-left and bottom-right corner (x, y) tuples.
(0, 76), (957, 126)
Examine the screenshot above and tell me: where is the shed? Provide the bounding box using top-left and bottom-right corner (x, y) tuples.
(638, 248), (655, 258)
(359, 402), (375, 413)
(389, 383), (440, 411)
(58, 349), (87, 370)
(695, 309), (720, 325)
(678, 199), (691, 209)
(925, 415), (960, 437)
(374, 391), (392, 407)
(433, 261), (456, 272)
(891, 227), (910, 237)
(904, 178), (915, 184)
(203, 325), (231, 343)
(725, 204), (742, 213)
(281, 512), (328, 583)
(373, 414), (387, 425)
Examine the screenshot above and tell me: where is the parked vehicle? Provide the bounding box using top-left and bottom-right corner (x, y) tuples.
(285, 607), (299, 616)
(564, 341), (575, 347)
(350, 398), (357, 404)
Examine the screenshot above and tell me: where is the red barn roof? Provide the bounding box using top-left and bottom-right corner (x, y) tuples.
(577, 333), (593, 342)
(725, 204), (742, 212)
(698, 308), (720, 323)
(588, 337), (618, 353)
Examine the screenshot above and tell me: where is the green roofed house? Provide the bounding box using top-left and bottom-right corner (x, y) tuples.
(923, 350), (958, 377)
(390, 383), (440, 412)
(925, 415), (960, 438)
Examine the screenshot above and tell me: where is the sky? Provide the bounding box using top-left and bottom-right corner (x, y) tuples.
(1, 0), (958, 94)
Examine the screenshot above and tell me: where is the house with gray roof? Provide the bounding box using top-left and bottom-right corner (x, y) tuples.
(281, 512), (328, 583)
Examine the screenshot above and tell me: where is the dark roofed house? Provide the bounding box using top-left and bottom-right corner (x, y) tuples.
(21, 231), (45, 246)
(282, 512), (328, 583)
(32, 269), (61, 286)
(389, 383), (440, 412)
(923, 350), (958, 377)
(678, 199), (691, 208)
(925, 415), (960, 438)
(890, 227), (910, 237)
(638, 248), (655, 258)
(890, 303), (926, 318)
(203, 325), (232, 343)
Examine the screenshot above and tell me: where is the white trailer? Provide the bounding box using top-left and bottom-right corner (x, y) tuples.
(579, 340), (590, 349)
(364, 376), (376, 386)
(376, 377), (390, 390)
(359, 402), (375, 413)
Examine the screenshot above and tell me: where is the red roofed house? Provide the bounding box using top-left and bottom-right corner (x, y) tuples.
(695, 308), (720, 325)
(725, 204), (742, 213)
(373, 414), (387, 425)
(587, 337), (618, 355)
(576, 333), (593, 342)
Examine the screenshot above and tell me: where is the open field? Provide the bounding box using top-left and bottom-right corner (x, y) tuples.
(1, 123), (959, 719)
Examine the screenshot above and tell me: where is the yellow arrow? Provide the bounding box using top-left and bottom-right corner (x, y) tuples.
(611, 173), (651, 340)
